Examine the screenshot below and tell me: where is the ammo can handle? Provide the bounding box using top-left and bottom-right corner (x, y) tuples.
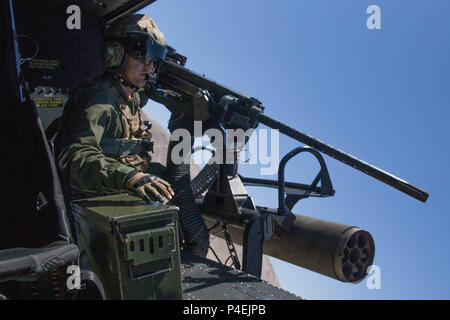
(128, 253), (174, 281)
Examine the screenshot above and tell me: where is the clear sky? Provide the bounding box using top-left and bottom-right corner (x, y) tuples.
(140, 0), (450, 299)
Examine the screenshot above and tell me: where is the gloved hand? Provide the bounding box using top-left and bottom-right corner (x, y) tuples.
(125, 171), (174, 203)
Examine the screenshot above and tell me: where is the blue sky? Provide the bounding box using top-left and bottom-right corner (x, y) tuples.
(141, 0), (450, 299)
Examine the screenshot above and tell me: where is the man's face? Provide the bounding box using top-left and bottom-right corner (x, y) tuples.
(122, 55), (154, 88)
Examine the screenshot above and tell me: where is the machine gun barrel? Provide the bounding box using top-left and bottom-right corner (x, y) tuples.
(158, 60), (429, 203)
(256, 113), (429, 203)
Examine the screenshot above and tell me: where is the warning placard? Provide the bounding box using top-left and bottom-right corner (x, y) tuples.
(33, 97), (63, 107)
(28, 59), (59, 70)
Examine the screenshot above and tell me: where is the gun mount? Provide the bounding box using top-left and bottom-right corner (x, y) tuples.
(157, 49), (429, 203)
(151, 47), (429, 283)
(0, 0), (430, 300)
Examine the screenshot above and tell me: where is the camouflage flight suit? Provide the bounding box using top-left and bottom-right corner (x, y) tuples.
(56, 72), (165, 198)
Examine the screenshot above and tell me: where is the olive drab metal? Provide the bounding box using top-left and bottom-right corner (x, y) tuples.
(72, 193), (182, 300)
(1, 0), (431, 301)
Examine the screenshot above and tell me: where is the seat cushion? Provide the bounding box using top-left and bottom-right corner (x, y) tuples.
(0, 241), (79, 282)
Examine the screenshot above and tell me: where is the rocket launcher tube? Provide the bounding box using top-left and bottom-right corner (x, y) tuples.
(204, 213), (375, 283)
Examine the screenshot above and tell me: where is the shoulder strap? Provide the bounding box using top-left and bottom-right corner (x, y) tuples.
(99, 137), (145, 156)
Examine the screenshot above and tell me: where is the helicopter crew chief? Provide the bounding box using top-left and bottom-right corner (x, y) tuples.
(56, 14), (175, 204)
(55, 14), (210, 258)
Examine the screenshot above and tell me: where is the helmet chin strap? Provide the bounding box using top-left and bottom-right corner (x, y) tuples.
(114, 72), (140, 90)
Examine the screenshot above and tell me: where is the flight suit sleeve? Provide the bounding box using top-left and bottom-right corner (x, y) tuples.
(57, 88), (135, 194)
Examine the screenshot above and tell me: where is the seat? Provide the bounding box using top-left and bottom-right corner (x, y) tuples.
(0, 1), (80, 298)
(0, 242), (79, 283)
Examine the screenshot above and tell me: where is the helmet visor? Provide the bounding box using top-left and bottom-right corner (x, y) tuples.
(125, 31), (167, 69)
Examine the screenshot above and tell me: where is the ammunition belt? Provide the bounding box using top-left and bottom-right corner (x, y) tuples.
(191, 163), (219, 198)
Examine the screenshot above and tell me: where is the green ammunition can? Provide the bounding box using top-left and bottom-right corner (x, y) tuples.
(72, 193), (182, 300)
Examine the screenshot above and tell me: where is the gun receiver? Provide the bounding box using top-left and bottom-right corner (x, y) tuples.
(156, 55), (429, 203)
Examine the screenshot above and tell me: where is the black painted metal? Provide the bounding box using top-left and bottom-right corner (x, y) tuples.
(242, 216), (264, 278)
(158, 59), (429, 203)
(258, 113), (429, 203)
(278, 146), (334, 215)
(181, 252), (301, 300)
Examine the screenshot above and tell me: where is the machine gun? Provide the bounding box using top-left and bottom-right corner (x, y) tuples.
(152, 46), (429, 283)
(1, 0), (431, 299)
